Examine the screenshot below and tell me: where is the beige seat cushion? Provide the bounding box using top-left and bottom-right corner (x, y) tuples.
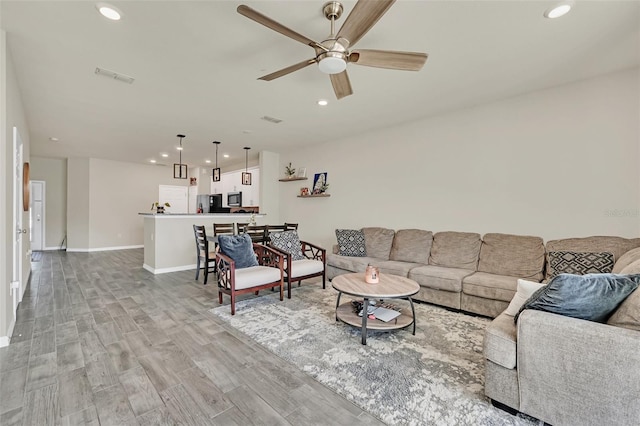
(290, 259), (324, 278)
(326, 254), (378, 273)
(484, 312), (518, 369)
(607, 259), (640, 331)
(612, 247), (640, 273)
(478, 233), (545, 281)
(362, 227), (395, 260)
(372, 260), (424, 277)
(409, 265), (475, 292)
(462, 272), (520, 303)
(234, 266), (281, 290)
(389, 229), (433, 264)
(428, 231), (481, 270)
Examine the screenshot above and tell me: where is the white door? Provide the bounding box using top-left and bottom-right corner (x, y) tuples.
(30, 181), (45, 251)
(12, 127), (25, 318)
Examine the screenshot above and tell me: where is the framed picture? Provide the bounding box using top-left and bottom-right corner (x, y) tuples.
(212, 167), (221, 182)
(242, 172), (252, 185)
(189, 177), (197, 186)
(173, 163), (187, 179)
(313, 172), (327, 194)
(297, 167), (307, 178)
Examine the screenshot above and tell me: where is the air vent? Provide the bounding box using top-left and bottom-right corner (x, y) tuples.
(261, 115), (283, 124)
(95, 67), (135, 84)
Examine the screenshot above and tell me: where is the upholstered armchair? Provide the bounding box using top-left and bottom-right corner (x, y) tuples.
(216, 238), (284, 315)
(268, 230), (326, 299)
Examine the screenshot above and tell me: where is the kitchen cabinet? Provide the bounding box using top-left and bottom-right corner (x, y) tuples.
(212, 167), (259, 207)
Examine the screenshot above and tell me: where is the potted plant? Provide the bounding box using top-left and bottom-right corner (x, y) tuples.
(152, 202), (170, 214)
(285, 162), (296, 179)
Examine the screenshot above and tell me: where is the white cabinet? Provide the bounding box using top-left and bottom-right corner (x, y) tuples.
(217, 167), (259, 207)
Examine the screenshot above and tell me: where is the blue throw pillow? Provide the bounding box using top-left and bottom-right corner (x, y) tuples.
(515, 273), (640, 323)
(217, 234), (259, 269)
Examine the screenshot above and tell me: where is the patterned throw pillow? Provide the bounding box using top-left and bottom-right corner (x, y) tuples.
(335, 229), (366, 257)
(269, 230), (304, 261)
(547, 251), (614, 279)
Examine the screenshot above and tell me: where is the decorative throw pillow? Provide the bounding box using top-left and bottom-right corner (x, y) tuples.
(504, 279), (545, 316)
(335, 229), (366, 257)
(514, 273), (640, 323)
(547, 251), (614, 279)
(217, 234), (259, 269)
(269, 230), (304, 261)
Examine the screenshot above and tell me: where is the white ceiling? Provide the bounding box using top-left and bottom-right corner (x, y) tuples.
(2, 1), (639, 168)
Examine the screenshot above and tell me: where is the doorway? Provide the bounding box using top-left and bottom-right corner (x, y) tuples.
(12, 127), (25, 320)
(30, 180), (45, 251)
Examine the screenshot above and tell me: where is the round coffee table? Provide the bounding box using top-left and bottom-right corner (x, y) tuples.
(332, 272), (420, 345)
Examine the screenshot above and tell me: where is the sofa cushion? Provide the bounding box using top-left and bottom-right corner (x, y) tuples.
(370, 260), (424, 277)
(478, 233), (545, 281)
(620, 258), (640, 274)
(290, 259), (324, 278)
(233, 265), (282, 290)
(504, 279), (546, 316)
(428, 231), (481, 270)
(335, 229), (366, 257)
(612, 247), (640, 273)
(462, 272), (519, 303)
(326, 253), (377, 273)
(607, 285), (640, 331)
(362, 227), (395, 260)
(546, 251), (614, 280)
(545, 236), (640, 280)
(409, 265), (475, 292)
(218, 234), (259, 269)
(483, 312), (518, 369)
(389, 229), (432, 264)
(515, 273), (640, 323)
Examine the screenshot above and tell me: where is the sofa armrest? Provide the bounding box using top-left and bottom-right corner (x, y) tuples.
(517, 310), (640, 426)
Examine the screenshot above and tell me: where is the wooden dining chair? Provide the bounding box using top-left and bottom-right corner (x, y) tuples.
(213, 223), (235, 236)
(193, 225), (216, 285)
(243, 225), (268, 244)
(236, 223), (249, 235)
(266, 224), (287, 234)
(284, 222), (299, 231)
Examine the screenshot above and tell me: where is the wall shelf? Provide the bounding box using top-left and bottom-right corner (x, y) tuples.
(297, 194), (330, 198)
(279, 177), (308, 182)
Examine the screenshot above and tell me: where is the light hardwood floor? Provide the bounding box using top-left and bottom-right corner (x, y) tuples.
(0, 250), (383, 425)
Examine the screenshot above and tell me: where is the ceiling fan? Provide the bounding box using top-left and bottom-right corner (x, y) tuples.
(237, 0), (428, 100)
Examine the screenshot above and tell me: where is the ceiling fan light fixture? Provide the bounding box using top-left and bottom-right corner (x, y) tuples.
(544, 2), (573, 18)
(318, 53), (347, 74)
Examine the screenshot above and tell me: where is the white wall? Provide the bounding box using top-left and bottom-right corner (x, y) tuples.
(30, 156), (67, 249)
(1, 31), (31, 343)
(279, 68), (640, 250)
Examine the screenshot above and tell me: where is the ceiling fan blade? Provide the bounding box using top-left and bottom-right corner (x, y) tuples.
(258, 59), (317, 81)
(237, 5), (320, 49)
(350, 49), (428, 71)
(336, 0), (396, 48)
(330, 71), (353, 100)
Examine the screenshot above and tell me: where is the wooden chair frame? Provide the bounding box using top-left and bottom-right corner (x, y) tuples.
(269, 240), (326, 299)
(193, 225), (215, 285)
(216, 243), (284, 315)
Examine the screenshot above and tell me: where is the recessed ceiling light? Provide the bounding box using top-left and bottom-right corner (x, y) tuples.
(205, 160), (211, 164)
(223, 154), (230, 158)
(96, 3), (122, 21)
(544, 2), (573, 19)
(317, 99), (328, 106)
(161, 153), (169, 158)
(49, 137), (59, 142)
(149, 159), (156, 163)
(176, 146), (183, 151)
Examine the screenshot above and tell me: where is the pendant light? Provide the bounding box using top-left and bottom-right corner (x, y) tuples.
(212, 141), (221, 182)
(173, 134), (187, 179)
(242, 147), (252, 185)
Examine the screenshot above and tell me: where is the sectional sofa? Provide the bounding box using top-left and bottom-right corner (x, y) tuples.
(327, 227), (640, 318)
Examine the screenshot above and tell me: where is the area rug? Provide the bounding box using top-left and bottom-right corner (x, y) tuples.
(210, 285), (538, 426)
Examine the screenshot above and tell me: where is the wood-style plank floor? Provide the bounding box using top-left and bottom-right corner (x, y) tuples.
(0, 250), (383, 425)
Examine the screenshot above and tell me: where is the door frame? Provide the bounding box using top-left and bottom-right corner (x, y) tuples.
(11, 127), (24, 321)
(30, 180), (45, 251)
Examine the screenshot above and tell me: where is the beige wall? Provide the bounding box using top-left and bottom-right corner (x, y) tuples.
(1, 32), (31, 342)
(279, 68), (640, 250)
(30, 156), (67, 249)
(66, 157), (90, 250)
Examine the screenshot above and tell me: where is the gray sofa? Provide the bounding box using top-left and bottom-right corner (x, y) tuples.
(484, 240), (640, 425)
(327, 227), (547, 318)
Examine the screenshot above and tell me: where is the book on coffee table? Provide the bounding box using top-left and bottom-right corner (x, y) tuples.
(372, 307), (401, 322)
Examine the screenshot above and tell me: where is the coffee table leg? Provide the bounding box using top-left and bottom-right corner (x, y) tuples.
(335, 292), (342, 322)
(361, 298), (369, 345)
(408, 297), (416, 335)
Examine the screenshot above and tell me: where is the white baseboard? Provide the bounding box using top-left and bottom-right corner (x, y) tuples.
(143, 263), (197, 274)
(67, 245), (144, 253)
(43, 246), (66, 251)
(0, 318), (16, 347)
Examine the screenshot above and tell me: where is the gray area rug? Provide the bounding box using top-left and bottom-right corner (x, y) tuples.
(211, 284), (537, 426)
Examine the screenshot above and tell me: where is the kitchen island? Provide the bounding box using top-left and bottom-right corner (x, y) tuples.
(140, 213), (266, 274)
